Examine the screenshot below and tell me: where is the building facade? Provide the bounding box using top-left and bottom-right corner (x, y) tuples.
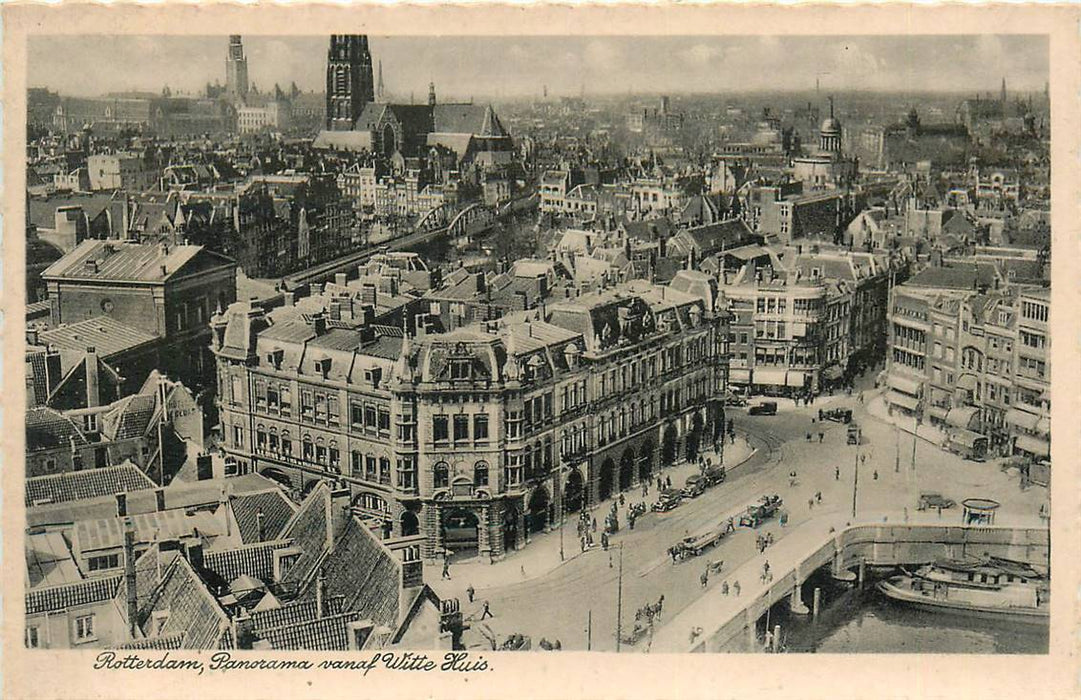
(211, 273), (729, 559)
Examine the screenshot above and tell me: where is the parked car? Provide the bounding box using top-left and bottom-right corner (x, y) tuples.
(748, 401), (778, 416)
(917, 492), (956, 511)
(823, 407), (853, 424)
(724, 392), (747, 407)
(683, 474), (708, 499)
(704, 465), (727, 486)
(652, 489), (684, 512)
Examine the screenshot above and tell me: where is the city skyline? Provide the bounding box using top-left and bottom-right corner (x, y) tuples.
(29, 34), (1048, 100)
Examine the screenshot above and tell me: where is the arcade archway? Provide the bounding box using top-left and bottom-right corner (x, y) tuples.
(564, 469), (584, 514)
(401, 510), (420, 537)
(661, 424), (679, 466)
(598, 458), (616, 502)
(638, 440), (654, 482)
(619, 449), (635, 492)
(527, 486), (550, 534)
(442, 508), (479, 560)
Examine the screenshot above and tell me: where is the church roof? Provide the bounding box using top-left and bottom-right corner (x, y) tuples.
(432, 103), (507, 137)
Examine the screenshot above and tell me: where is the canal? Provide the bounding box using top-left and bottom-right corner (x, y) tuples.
(755, 569), (1049, 654)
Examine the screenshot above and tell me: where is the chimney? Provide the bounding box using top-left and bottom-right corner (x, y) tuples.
(361, 283), (377, 307)
(312, 312), (327, 336)
(283, 290), (295, 307)
(124, 519), (138, 639)
(310, 283), (323, 296)
(84, 346), (101, 409)
(182, 537), (204, 573)
(27, 328), (39, 346)
(474, 272), (486, 294)
(316, 568), (327, 619)
(155, 488), (166, 512)
(329, 301), (341, 321)
(256, 508), (266, 542)
(335, 272), (347, 287)
(115, 492), (128, 518)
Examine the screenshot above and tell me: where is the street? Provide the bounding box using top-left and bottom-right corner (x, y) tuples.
(431, 386), (1048, 652)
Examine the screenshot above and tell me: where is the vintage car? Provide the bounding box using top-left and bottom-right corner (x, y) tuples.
(917, 492), (957, 511)
(738, 494), (783, 528)
(724, 392), (748, 407)
(748, 401), (778, 416)
(847, 422), (862, 445)
(703, 465), (727, 486)
(652, 489), (684, 512)
(683, 474), (708, 498)
(823, 407), (853, 424)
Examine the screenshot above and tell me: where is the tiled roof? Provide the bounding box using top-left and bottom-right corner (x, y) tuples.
(26, 463), (155, 507)
(312, 516), (401, 625)
(278, 483), (332, 590)
(251, 596), (345, 631)
(231, 489), (297, 544)
(26, 574), (122, 615)
(26, 530), (82, 588)
(204, 539), (292, 584)
(26, 406), (89, 451)
(100, 393), (159, 441)
(116, 632), (187, 650)
(258, 610), (363, 651)
(138, 554), (232, 649)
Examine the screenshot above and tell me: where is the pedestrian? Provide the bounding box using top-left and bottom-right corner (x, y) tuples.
(520, 565), (526, 578)
(903, 506), (909, 523)
(818, 409), (824, 421)
(722, 581), (730, 595)
(442, 560), (451, 580)
(619, 493), (626, 506)
(480, 601), (493, 620)
(666, 475), (672, 489)
(819, 432), (824, 443)
(815, 491), (822, 503)
(806, 432), (812, 442)
(861, 454), (867, 466)
(808, 498), (814, 510)
(873, 469), (879, 480)
(466, 585), (475, 603)
(730, 433), (736, 445)
(592, 517), (597, 532)
(835, 465), (840, 480)
(701, 571), (709, 588)
(763, 560), (770, 576)
(766, 532), (774, 547)
(733, 580), (741, 596)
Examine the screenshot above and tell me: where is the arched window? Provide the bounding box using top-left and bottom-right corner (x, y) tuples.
(474, 461), (489, 486)
(434, 461), (450, 489)
(302, 435), (314, 461)
(378, 456), (391, 485)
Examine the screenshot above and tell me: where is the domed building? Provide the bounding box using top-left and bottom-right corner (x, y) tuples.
(791, 97), (858, 192)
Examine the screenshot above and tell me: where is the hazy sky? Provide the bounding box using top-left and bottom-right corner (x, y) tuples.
(28, 35), (1048, 99)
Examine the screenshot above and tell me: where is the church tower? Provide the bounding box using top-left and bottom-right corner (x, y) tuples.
(226, 36), (249, 102)
(326, 35), (375, 131)
(377, 60), (386, 101)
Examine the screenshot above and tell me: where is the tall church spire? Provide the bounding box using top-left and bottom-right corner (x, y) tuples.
(428, 81), (437, 107)
(1001, 76), (1007, 105)
(377, 60), (385, 101)
(225, 36), (249, 102)
(325, 35), (374, 131)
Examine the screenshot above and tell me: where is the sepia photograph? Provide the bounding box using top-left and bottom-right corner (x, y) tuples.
(4, 4), (1079, 697)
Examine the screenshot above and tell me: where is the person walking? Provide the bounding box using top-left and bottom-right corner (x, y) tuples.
(808, 498), (815, 511)
(818, 432), (825, 443)
(835, 465), (840, 481)
(815, 491), (822, 504)
(480, 601), (493, 620)
(442, 559), (451, 580)
(700, 570), (709, 588)
(733, 581), (741, 596)
(466, 584), (475, 603)
(722, 581), (730, 596)
(666, 475), (672, 489)
(873, 469), (879, 481)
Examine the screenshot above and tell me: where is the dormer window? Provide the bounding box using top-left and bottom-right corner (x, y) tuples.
(364, 367), (383, 387)
(314, 357), (331, 377)
(450, 359), (471, 380)
(273, 548), (302, 583)
(266, 348), (284, 369)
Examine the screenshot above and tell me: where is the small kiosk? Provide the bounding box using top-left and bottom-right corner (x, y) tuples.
(961, 498), (1000, 525)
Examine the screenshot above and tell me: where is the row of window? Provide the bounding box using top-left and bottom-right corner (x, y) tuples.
(432, 413), (490, 443)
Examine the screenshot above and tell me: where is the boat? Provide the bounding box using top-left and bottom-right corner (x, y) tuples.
(876, 555), (1049, 623)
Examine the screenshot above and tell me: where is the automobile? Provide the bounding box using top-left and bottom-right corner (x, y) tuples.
(748, 401), (778, 416)
(847, 422), (862, 445)
(704, 465), (727, 486)
(682, 474), (708, 499)
(917, 493), (957, 511)
(723, 392), (747, 407)
(823, 407), (853, 424)
(652, 489), (684, 512)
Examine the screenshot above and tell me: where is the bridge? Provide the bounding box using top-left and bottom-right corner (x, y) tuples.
(649, 518), (1049, 653)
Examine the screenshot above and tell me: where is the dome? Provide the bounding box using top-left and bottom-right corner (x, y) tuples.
(820, 117), (842, 134)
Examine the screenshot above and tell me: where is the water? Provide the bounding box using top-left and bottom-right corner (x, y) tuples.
(760, 570), (1049, 654)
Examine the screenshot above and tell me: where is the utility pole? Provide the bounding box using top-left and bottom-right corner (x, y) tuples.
(587, 609), (592, 651)
(615, 542), (625, 652)
(851, 445), (860, 519)
(894, 424), (901, 473)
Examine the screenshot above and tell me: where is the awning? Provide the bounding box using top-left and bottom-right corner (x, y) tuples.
(822, 364), (844, 381)
(950, 428), (987, 448)
(956, 373), (978, 391)
(729, 368), (751, 383)
(887, 373), (922, 396)
(753, 368), (788, 386)
(1005, 408), (1040, 431)
(1014, 435), (1050, 458)
(946, 406), (980, 430)
(786, 372), (807, 388)
(887, 391), (920, 411)
(928, 405), (949, 420)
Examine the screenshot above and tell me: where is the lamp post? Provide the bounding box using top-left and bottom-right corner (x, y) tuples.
(851, 443), (860, 519)
(559, 467), (566, 562)
(615, 542), (625, 652)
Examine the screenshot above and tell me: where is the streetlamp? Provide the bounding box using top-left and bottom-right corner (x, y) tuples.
(851, 443), (860, 519)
